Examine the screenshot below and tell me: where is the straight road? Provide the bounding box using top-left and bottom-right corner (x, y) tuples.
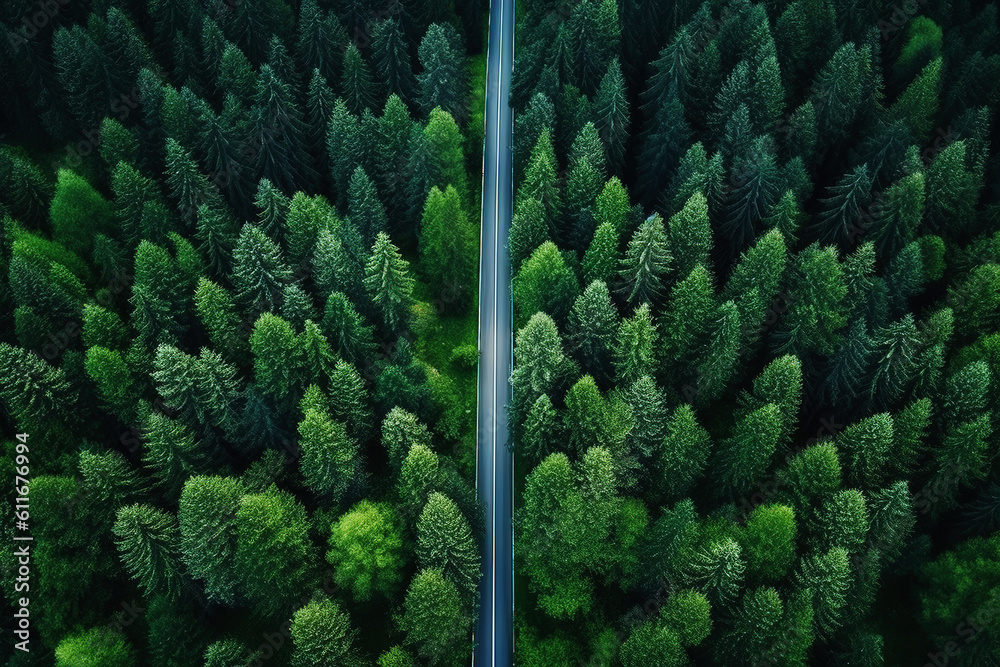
(474, 0), (514, 665)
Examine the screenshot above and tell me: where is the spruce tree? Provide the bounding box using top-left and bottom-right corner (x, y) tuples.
(417, 492), (481, 601)
(230, 224), (292, 316)
(364, 232), (415, 335)
(113, 504), (187, 600)
(298, 408), (358, 504)
(619, 214), (672, 306)
(591, 59), (630, 176)
(371, 18), (417, 106)
(417, 24), (467, 121)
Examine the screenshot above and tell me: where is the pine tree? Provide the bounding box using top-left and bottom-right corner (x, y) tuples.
(867, 315), (921, 409)
(322, 292), (376, 366)
(815, 163), (874, 245)
(297, 408), (357, 504)
(282, 284), (318, 330)
(85, 347), (139, 424)
(231, 224), (292, 315)
(681, 538), (745, 610)
(636, 84), (691, 204)
(234, 486), (316, 618)
(889, 57), (941, 140)
(50, 169), (115, 257)
(327, 500), (406, 604)
(794, 546), (850, 640)
(422, 107), (471, 210)
(512, 241), (579, 328)
(401, 569), (470, 660)
(417, 492), (480, 601)
(515, 128), (562, 238)
(714, 404), (783, 500)
(371, 18), (417, 106)
(313, 227), (365, 307)
(567, 280), (619, 385)
(399, 444), (440, 516)
(741, 505), (797, 584)
(364, 232), (415, 335)
(509, 198), (550, 273)
(564, 0), (621, 96)
(614, 303), (657, 386)
(773, 243), (847, 357)
(811, 42), (868, 145)
(178, 476), (246, 606)
(564, 375), (609, 457)
(721, 136), (782, 256)
(656, 403), (711, 503)
(668, 192), (711, 279)
(349, 167), (388, 247)
(250, 313), (304, 405)
(342, 43), (377, 115)
(694, 300), (742, 406)
(254, 178), (290, 242)
(142, 411), (211, 499)
(298, 319), (336, 385)
(591, 59), (630, 176)
(131, 241), (189, 346)
(113, 504), (187, 600)
(194, 278), (249, 363)
(327, 98), (363, 206)
(581, 222), (620, 287)
(510, 313), (577, 440)
(217, 42), (258, 104)
(296, 0), (345, 85)
(253, 65), (318, 193)
(513, 93), (556, 186)
(522, 394), (561, 465)
(619, 214), (672, 306)
(420, 185), (477, 311)
(417, 24), (467, 121)
(659, 264), (716, 382)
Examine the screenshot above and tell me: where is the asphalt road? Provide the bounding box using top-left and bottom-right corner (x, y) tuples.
(473, 0), (514, 665)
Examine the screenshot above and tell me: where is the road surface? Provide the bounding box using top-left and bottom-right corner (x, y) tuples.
(474, 0), (514, 665)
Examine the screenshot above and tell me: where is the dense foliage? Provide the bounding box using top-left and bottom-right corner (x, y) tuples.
(509, 0), (1000, 664)
(0, 0), (487, 664)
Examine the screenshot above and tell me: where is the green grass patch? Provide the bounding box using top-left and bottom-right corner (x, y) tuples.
(465, 53), (488, 214)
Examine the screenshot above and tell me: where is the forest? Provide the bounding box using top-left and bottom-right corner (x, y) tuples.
(2, 0), (1000, 665)
(0, 0), (487, 665)
(507, 0), (1000, 665)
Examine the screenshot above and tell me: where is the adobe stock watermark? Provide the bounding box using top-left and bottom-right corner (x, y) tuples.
(5, 0), (69, 52)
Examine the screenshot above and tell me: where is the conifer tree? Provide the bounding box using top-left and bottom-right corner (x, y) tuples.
(581, 222), (620, 287)
(592, 59), (630, 176)
(296, 0), (345, 85)
(231, 224), (292, 315)
(509, 198), (550, 273)
(364, 232), (415, 335)
(656, 403), (711, 503)
(178, 476), (246, 606)
(234, 486), (316, 618)
(349, 166), (389, 247)
(342, 43), (377, 115)
(371, 18), (417, 106)
(619, 214), (672, 306)
(420, 185), (477, 311)
(515, 128), (562, 238)
(417, 24), (467, 121)
(512, 241), (579, 328)
(401, 569), (470, 660)
(714, 404), (783, 500)
(113, 504), (187, 600)
(614, 303), (658, 386)
(417, 492), (481, 601)
(567, 280), (619, 385)
(322, 292), (376, 366)
(668, 192), (712, 280)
